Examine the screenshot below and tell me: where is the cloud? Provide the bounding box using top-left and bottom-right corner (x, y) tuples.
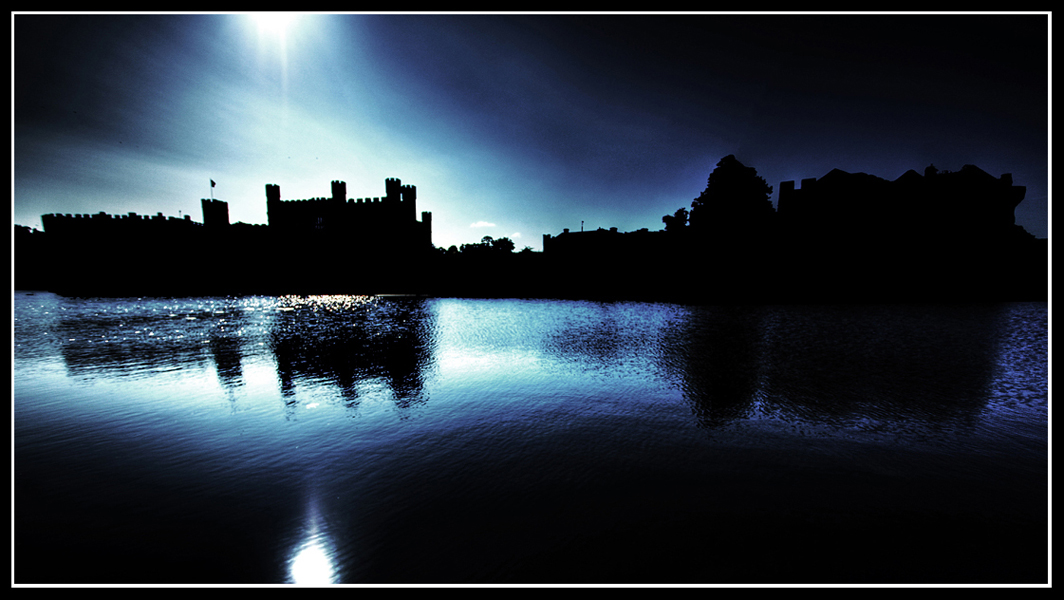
(470, 221), (496, 228)
(511, 232), (522, 238)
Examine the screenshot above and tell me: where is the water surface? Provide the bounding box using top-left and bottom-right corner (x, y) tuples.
(14, 293), (1049, 584)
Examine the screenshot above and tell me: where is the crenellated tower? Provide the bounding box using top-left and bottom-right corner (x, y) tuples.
(262, 177), (431, 251)
(401, 183), (417, 222)
(201, 198), (230, 228)
(385, 178), (402, 204)
(331, 180), (347, 203)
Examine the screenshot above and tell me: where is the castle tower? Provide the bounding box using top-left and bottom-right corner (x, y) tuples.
(266, 184), (281, 227)
(385, 178), (401, 204)
(402, 184), (417, 222)
(421, 210), (432, 248)
(331, 180), (347, 203)
(201, 198), (230, 228)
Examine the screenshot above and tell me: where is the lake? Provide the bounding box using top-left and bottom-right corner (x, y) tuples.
(13, 292), (1049, 584)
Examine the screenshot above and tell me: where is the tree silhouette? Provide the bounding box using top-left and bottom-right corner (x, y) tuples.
(490, 236), (515, 253)
(688, 155), (774, 234)
(459, 235), (516, 254)
(662, 207), (688, 232)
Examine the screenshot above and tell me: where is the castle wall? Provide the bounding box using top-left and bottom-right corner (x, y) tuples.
(42, 210), (202, 240)
(264, 178), (431, 253)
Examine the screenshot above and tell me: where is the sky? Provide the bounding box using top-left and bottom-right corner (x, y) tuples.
(13, 12), (1050, 251)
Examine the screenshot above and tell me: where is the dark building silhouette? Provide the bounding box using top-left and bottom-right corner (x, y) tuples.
(771, 163), (1043, 302)
(542, 162), (1046, 303)
(28, 177), (433, 296)
(36, 209), (208, 296)
(265, 178), (432, 251)
(776, 164), (1029, 249)
(542, 226), (668, 258)
(16, 163), (1046, 303)
(201, 198), (230, 229)
(262, 178), (433, 294)
(537, 226), (696, 301)
(40, 209), (201, 239)
(14, 225), (50, 291)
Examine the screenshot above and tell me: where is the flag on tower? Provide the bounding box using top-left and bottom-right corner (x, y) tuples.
(211, 180), (216, 187)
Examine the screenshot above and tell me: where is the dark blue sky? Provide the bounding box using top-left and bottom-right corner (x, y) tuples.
(14, 13), (1049, 250)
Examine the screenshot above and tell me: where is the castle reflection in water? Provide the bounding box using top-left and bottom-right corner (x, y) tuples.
(51, 294), (1014, 435)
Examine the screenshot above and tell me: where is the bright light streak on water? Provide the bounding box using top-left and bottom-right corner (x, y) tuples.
(288, 525), (337, 585)
(290, 541), (334, 585)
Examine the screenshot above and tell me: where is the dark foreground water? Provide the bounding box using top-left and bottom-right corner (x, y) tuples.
(13, 293), (1048, 584)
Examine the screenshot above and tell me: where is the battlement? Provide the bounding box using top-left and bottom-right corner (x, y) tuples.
(25, 174), (440, 296)
(41, 210), (201, 239)
(264, 177), (431, 248)
(42, 210), (196, 223)
(267, 178), (422, 206)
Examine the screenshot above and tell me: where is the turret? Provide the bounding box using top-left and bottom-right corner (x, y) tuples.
(201, 198), (230, 228)
(403, 184), (418, 221)
(331, 180), (347, 203)
(402, 184), (417, 203)
(266, 184), (281, 227)
(421, 211), (433, 247)
(266, 183), (281, 203)
(385, 178), (401, 203)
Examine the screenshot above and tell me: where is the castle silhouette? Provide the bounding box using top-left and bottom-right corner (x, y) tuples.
(263, 178), (431, 250)
(26, 178), (433, 296)
(14, 163), (1048, 302)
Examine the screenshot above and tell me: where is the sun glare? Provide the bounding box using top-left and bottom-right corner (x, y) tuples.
(290, 537), (336, 585)
(251, 13), (298, 40)
(246, 13), (303, 94)
(247, 12), (302, 46)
